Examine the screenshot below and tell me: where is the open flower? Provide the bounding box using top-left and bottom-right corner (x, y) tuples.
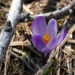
(32, 16), (68, 57)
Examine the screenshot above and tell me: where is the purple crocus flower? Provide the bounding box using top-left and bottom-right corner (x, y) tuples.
(32, 16), (68, 57)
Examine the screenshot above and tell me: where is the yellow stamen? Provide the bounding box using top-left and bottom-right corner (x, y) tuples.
(43, 33), (50, 44)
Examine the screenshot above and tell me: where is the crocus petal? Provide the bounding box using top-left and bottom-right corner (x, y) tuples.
(57, 27), (68, 45)
(32, 35), (47, 54)
(32, 16), (46, 36)
(46, 37), (58, 50)
(47, 18), (57, 38)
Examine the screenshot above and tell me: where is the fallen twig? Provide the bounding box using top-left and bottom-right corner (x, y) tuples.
(0, 0), (23, 66)
(23, 5), (34, 14)
(20, 1), (75, 22)
(10, 40), (31, 46)
(12, 48), (27, 56)
(4, 49), (10, 75)
(67, 39), (75, 44)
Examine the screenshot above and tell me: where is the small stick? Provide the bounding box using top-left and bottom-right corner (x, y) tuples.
(20, 1), (75, 21)
(10, 40), (31, 46)
(4, 49), (10, 75)
(67, 39), (75, 44)
(23, 5), (34, 14)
